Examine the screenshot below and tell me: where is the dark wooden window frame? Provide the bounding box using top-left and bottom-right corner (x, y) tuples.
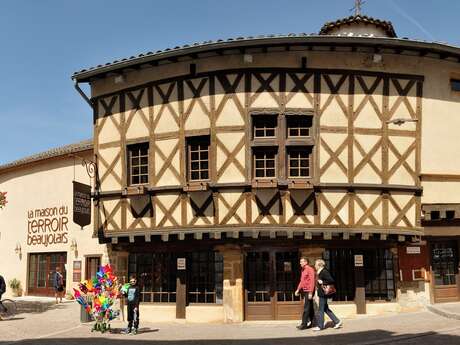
(286, 114), (313, 138)
(287, 146), (312, 178)
(252, 114), (278, 139)
(186, 135), (211, 183)
(253, 147), (278, 179)
(127, 142), (149, 186)
(249, 109), (315, 186)
(188, 251), (223, 304)
(128, 252), (178, 303)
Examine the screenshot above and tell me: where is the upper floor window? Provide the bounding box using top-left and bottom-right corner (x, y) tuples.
(287, 115), (313, 137)
(451, 79), (460, 92)
(253, 148), (277, 178)
(128, 143), (149, 185)
(288, 147), (312, 178)
(253, 115), (277, 138)
(188, 136), (210, 181)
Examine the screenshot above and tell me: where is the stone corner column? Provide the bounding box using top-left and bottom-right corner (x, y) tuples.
(216, 244), (244, 323)
(299, 246), (325, 265)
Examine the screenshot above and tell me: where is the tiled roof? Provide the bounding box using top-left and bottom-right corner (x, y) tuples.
(72, 32), (460, 82)
(319, 15), (397, 38)
(72, 33), (318, 78)
(0, 139), (93, 173)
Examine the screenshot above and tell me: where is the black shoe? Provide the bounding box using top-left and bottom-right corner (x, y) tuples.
(297, 325), (308, 330)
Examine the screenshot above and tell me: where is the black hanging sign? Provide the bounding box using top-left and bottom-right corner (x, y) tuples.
(73, 181), (91, 228)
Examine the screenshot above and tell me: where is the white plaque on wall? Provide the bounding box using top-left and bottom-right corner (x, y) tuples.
(354, 254), (364, 267)
(406, 246), (421, 254)
(177, 258), (186, 270)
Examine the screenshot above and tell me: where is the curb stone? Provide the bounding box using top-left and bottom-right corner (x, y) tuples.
(426, 305), (460, 320)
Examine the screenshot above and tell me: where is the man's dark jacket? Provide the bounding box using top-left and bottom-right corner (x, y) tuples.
(0, 275), (6, 295)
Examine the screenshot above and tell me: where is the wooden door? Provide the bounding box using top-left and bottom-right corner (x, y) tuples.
(244, 250), (302, 320)
(431, 242), (459, 303)
(85, 256), (101, 280)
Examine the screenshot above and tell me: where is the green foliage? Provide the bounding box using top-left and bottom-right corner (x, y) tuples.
(8, 278), (21, 291)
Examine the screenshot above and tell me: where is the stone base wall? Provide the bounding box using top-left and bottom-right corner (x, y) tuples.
(216, 244), (244, 323)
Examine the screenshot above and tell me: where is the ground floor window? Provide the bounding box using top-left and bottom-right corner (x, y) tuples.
(432, 242), (459, 286)
(129, 252), (177, 303)
(363, 249), (395, 301)
(323, 248), (356, 301)
(128, 250), (223, 304)
(28, 252), (67, 296)
(324, 248), (395, 302)
(188, 251), (223, 304)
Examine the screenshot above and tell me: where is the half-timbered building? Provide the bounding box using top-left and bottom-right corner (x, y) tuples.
(71, 13), (460, 321)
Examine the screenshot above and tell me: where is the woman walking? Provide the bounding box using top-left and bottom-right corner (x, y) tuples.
(312, 259), (343, 331)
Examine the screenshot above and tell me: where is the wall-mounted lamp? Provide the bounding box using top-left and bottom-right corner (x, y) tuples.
(386, 118), (419, 126)
(70, 239), (78, 254)
(14, 242), (21, 256)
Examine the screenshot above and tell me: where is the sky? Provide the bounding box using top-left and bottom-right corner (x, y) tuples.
(0, 0), (459, 165)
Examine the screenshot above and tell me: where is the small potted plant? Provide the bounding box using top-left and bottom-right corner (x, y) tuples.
(8, 278), (22, 297)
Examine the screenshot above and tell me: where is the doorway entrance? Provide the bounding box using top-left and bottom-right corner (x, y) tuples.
(244, 250), (302, 320)
(28, 252), (67, 296)
(431, 241), (459, 303)
(85, 256), (101, 280)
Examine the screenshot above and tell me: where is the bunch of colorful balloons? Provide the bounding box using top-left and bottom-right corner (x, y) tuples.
(73, 264), (121, 333)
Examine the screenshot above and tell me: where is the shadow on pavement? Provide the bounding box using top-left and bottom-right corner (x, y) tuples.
(0, 317), (25, 321)
(1, 329), (459, 345)
(109, 327), (159, 334)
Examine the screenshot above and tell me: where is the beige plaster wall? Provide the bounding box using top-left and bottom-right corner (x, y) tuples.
(422, 181), (460, 204)
(0, 152), (107, 298)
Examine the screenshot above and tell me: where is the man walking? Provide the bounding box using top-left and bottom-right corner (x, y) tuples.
(295, 257), (315, 330)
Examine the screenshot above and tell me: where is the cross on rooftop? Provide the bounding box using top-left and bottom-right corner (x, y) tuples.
(352, 0), (365, 16)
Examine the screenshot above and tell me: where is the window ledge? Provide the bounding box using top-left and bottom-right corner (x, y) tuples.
(251, 139), (278, 147)
(287, 179), (314, 190)
(122, 185), (147, 196)
(252, 179), (278, 189)
(184, 182), (209, 192)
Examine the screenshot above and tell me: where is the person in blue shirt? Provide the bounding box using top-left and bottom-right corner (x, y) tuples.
(122, 275), (140, 335)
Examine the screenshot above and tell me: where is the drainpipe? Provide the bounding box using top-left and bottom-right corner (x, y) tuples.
(73, 79), (93, 108)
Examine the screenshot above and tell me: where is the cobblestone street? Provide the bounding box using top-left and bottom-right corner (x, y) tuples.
(1, 302), (460, 345)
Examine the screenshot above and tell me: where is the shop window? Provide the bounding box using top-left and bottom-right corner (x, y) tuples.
(128, 252), (177, 303)
(187, 136), (210, 181)
(287, 147), (312, 178)
(188, 251), (223, 304)
(253, 149), (277, 178)
(432, 242), (459, 286)
(363, 249), (395, 301)
(253, 115), (277, 138)
(287, 115), (313, 137)
(323, 249), (356, 302)
(128, 143), (149, 185)
(324, 248), (396, 302)
(451, 79), (460, 92)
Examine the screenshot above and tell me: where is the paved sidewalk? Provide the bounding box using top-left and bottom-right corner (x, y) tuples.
(427, 302), (460, 320)
(1, 302), (460, 345)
